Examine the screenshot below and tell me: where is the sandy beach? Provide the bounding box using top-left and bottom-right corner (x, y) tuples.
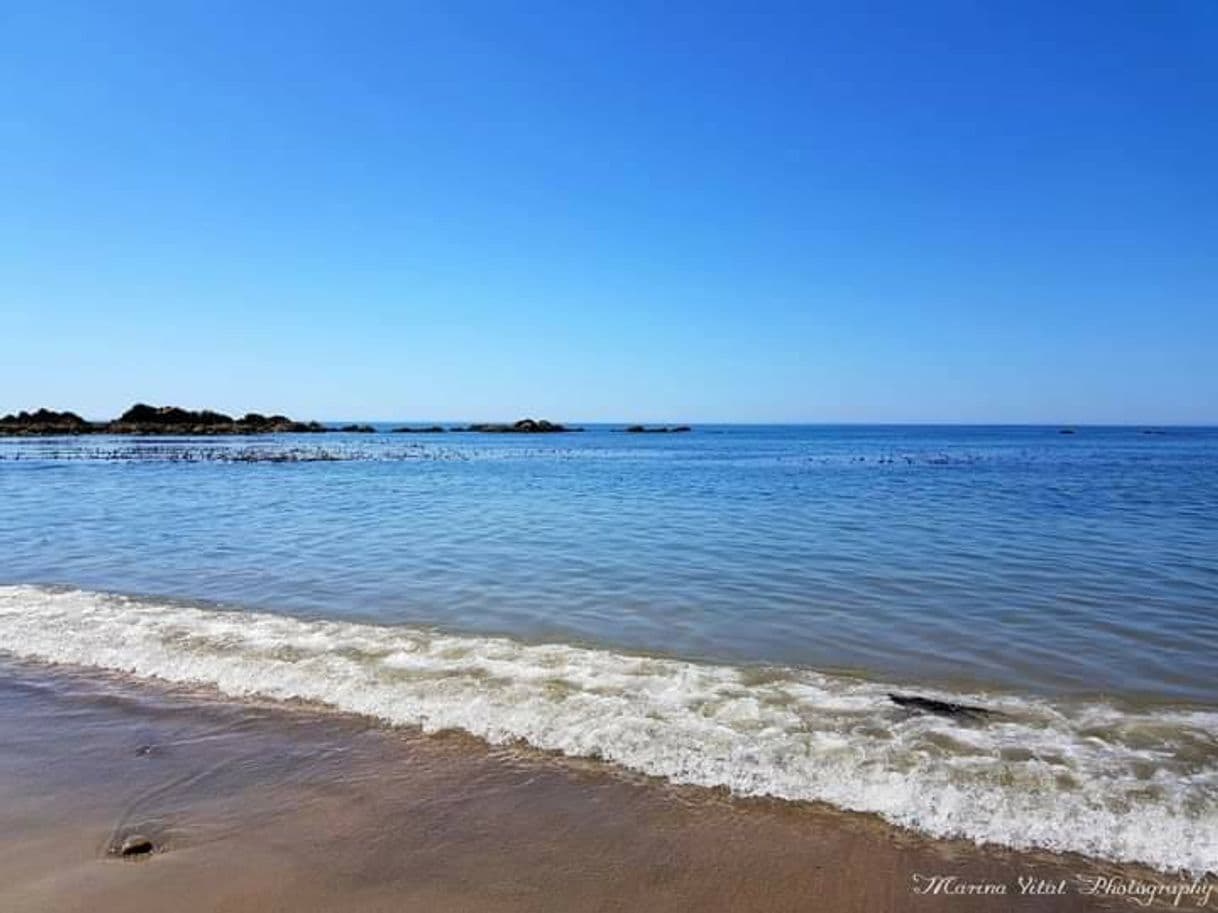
(2, 660), (1193, 913)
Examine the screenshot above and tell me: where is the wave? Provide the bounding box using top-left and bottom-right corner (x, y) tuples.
(0, 584), (1213, 873)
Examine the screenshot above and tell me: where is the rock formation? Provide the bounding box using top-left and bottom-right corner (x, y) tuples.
(464, 419), (581, 433)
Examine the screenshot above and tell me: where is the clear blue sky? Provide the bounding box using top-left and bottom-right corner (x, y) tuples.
(2, 1), (1215, 423)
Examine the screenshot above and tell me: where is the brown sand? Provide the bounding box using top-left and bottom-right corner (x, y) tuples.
(0, 661), (1188, 912)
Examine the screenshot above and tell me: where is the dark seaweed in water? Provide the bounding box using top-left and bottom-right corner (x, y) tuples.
(0, 444), (390, 463)
(0, 441), (989, 467)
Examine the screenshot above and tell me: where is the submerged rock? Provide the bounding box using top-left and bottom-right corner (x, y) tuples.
(888, 693), (991, 721)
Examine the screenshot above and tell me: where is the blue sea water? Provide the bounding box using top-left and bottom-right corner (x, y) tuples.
(3, 424), (1215, 702)
(1, 424), (1216, 870)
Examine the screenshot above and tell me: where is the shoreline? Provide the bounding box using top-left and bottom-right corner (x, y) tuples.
(0, 658), (1193, 913)
(2, 584), (1215, 877)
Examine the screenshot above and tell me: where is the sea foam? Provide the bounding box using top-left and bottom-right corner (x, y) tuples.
(0, 584), (1213, 873)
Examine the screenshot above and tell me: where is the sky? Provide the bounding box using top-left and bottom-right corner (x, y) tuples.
(1, 1), (1215, 423)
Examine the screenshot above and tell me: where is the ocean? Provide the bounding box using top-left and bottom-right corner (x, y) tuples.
(1, 424), (1215, 873)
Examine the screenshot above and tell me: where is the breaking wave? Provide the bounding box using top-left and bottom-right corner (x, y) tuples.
(0, 585), (1213, 873)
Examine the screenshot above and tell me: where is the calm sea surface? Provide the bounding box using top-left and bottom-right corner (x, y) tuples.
(3, 425), (1214, 703)
(2, 425), (1216, 871)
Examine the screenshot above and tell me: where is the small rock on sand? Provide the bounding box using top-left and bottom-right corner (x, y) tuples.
(117, 834), (154, 857)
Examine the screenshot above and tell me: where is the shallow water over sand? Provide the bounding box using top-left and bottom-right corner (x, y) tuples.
(2, 425), (1216, 702)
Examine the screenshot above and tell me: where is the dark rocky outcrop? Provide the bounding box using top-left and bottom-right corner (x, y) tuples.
(108, 404), (237, 434)
(465, 419), (582, 433)
(622, 425), (692, 433)
(392, 425), (446, 433)
(889, 693), (991, 721)
(2, 406), (584, 436)
(238, 412), (315, 433)
(0, 404), (329, 436)
(0, 408), (94, 435)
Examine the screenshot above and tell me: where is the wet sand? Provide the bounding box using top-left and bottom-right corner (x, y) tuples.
(0, 660), (1184, 912)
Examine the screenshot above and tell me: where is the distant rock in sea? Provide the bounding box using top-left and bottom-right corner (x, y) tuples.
(465, 419), (582, 433)
(621, 425), (692, 433)
(0, 403), (328, 436)
(0, 408), (92, 435)
(0, 406), (591, 436)
(106, 404), (327, 435)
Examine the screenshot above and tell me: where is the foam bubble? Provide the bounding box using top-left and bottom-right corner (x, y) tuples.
(0, 584), (1213, 873)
